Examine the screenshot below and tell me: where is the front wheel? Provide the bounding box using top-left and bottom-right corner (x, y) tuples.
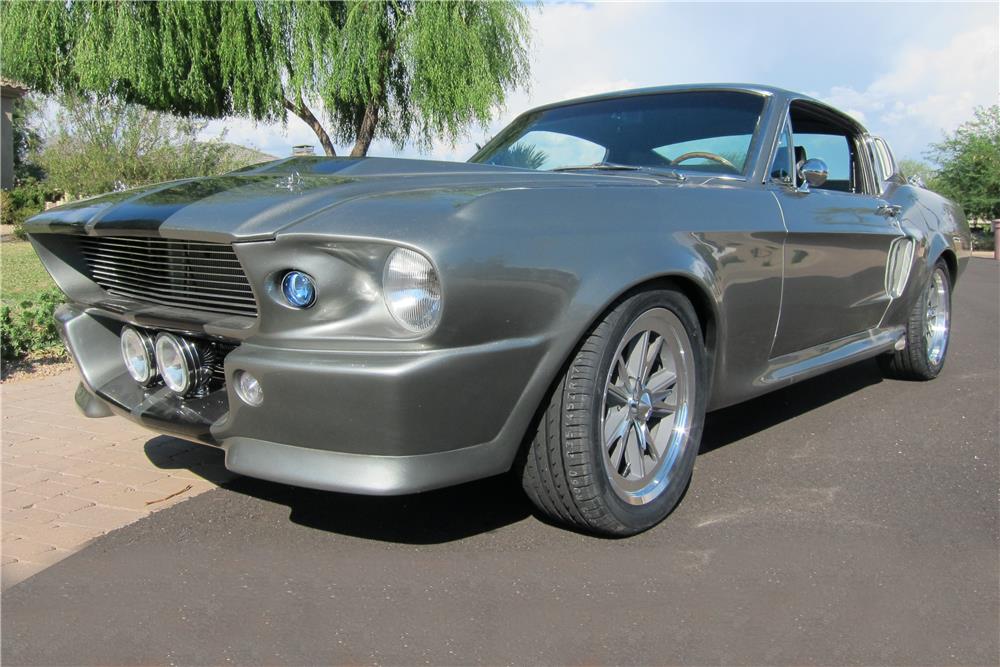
(879, 259), (952, 381)
(520, 289), (708, 536)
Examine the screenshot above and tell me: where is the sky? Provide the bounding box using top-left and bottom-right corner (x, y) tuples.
(201, 1), (1000, 165)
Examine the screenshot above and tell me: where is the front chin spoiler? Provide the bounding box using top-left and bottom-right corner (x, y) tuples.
(222, 436), (512, 496)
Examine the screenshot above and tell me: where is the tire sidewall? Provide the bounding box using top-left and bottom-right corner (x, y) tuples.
(585, 289), (708, 534)
(914, 261), (952, 378)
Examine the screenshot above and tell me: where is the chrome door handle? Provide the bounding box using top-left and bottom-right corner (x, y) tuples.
(876, 204), (902, 218)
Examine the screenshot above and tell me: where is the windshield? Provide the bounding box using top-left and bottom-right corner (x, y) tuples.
(471, 91), (765, 175)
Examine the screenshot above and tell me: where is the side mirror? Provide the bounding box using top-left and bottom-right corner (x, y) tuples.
(907, 174), (926, 188)
(797, 158), (828, 192)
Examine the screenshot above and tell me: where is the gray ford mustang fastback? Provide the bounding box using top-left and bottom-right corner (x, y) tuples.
(27, 84), (971, 535)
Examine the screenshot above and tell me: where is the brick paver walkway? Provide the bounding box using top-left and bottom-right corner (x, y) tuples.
(1, 370), (232, 589)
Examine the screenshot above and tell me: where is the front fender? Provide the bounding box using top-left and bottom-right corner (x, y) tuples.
(277, 182), (785, 464)
(416, 183), (785, 429)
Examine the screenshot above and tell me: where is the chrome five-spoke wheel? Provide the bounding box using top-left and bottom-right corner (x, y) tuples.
(600, 309), (696, 506)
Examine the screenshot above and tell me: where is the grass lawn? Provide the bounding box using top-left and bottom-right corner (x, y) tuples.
(2, 240), (57, 305)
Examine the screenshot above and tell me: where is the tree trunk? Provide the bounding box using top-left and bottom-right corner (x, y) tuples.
(283, 98), (336, 157)
(349, 103), (380, 157)
(348, 33), (394, 158)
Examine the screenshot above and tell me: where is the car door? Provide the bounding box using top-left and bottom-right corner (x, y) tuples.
(768, 104), (904, 358)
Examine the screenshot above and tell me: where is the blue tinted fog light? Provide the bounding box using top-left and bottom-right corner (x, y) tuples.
(281, 271), (316, 308)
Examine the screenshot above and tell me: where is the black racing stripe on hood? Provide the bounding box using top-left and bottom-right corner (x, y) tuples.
(92, 176), (274, 233)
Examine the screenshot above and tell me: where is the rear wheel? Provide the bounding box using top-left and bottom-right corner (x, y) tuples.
(520, 289), (707, 536)
(879, 260), (952, 380)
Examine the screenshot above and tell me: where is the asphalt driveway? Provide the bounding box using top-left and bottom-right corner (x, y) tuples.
(3, 259), (997, 666)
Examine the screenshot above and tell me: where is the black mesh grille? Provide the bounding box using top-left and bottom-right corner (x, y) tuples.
(79, 236), (257, 317)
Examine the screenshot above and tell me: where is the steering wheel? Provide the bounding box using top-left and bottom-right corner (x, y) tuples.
(670, 151), (738, 170)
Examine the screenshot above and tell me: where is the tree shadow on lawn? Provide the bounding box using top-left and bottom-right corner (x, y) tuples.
(143, 358), (884, 544)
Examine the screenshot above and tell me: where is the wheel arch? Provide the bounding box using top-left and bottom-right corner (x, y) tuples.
(608, 273), (719, 380)
(936, 247), (958, 286)
(578, 270), (720, 393)
(516, 270), (720, 446)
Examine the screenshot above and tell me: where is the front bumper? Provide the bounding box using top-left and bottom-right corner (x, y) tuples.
(59, 303), (547, 494)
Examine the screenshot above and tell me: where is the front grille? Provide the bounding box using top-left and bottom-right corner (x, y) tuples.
(79, 236), (258, 317)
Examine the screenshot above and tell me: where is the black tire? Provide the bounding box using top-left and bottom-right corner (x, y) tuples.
(879, 259), (952, 381)
(519, 288), (708, 536)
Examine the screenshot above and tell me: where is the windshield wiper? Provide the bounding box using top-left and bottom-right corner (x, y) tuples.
(551, 162), (638, 172)
(551, 162), (686, 181)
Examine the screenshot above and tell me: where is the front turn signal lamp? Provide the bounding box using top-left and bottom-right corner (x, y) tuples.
(234, 370), (263, 406)
(382, 247), (442, 333)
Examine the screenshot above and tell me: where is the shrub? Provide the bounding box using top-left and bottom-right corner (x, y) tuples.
(0, 190), (13, 228)
(1, 179), (52, 239)
(971, 226), (995, 252)
(0, 288), (65, 361)
(36, 95), (262, 198)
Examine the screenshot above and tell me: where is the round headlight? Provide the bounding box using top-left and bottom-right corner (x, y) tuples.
(281, 271), (316, 308)
(120, 327), (156, 385)
(154, 333), (197, 395)
(383, 248), (442, 333)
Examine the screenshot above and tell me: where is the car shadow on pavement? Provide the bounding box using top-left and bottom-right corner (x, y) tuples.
(141, 436), (233, 484)
(143, 358), (884, 544)
(142, 437), (532, 544)
(700, 357), (885, 455)
(230, 474), (533, 544)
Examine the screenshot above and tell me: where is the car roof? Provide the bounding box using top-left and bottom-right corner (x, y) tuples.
(520, 83), (865, 134)
(526, 83), (802, 111)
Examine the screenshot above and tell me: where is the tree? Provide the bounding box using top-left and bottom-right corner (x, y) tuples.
(0, 0), (531, 157)
(897, 158), (937, 188)
(10, 94), (44, 182)
(926, 105), (1000, 220)
(36, 95), (260, 197)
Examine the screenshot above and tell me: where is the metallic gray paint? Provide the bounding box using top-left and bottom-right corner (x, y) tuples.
(28, 85), (972, 495)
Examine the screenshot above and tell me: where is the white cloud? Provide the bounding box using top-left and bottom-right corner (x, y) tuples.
(818, 25), (999, 160)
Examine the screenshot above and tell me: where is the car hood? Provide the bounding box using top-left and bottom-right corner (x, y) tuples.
(26, 157), (666, 242)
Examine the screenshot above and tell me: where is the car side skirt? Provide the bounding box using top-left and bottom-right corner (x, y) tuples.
(753, 325), (905, 396)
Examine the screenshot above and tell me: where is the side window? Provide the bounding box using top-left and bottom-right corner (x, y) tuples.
(769, 120), (793, 183)
(790, 133), (853, 193)
(788, 102), (877, 195)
